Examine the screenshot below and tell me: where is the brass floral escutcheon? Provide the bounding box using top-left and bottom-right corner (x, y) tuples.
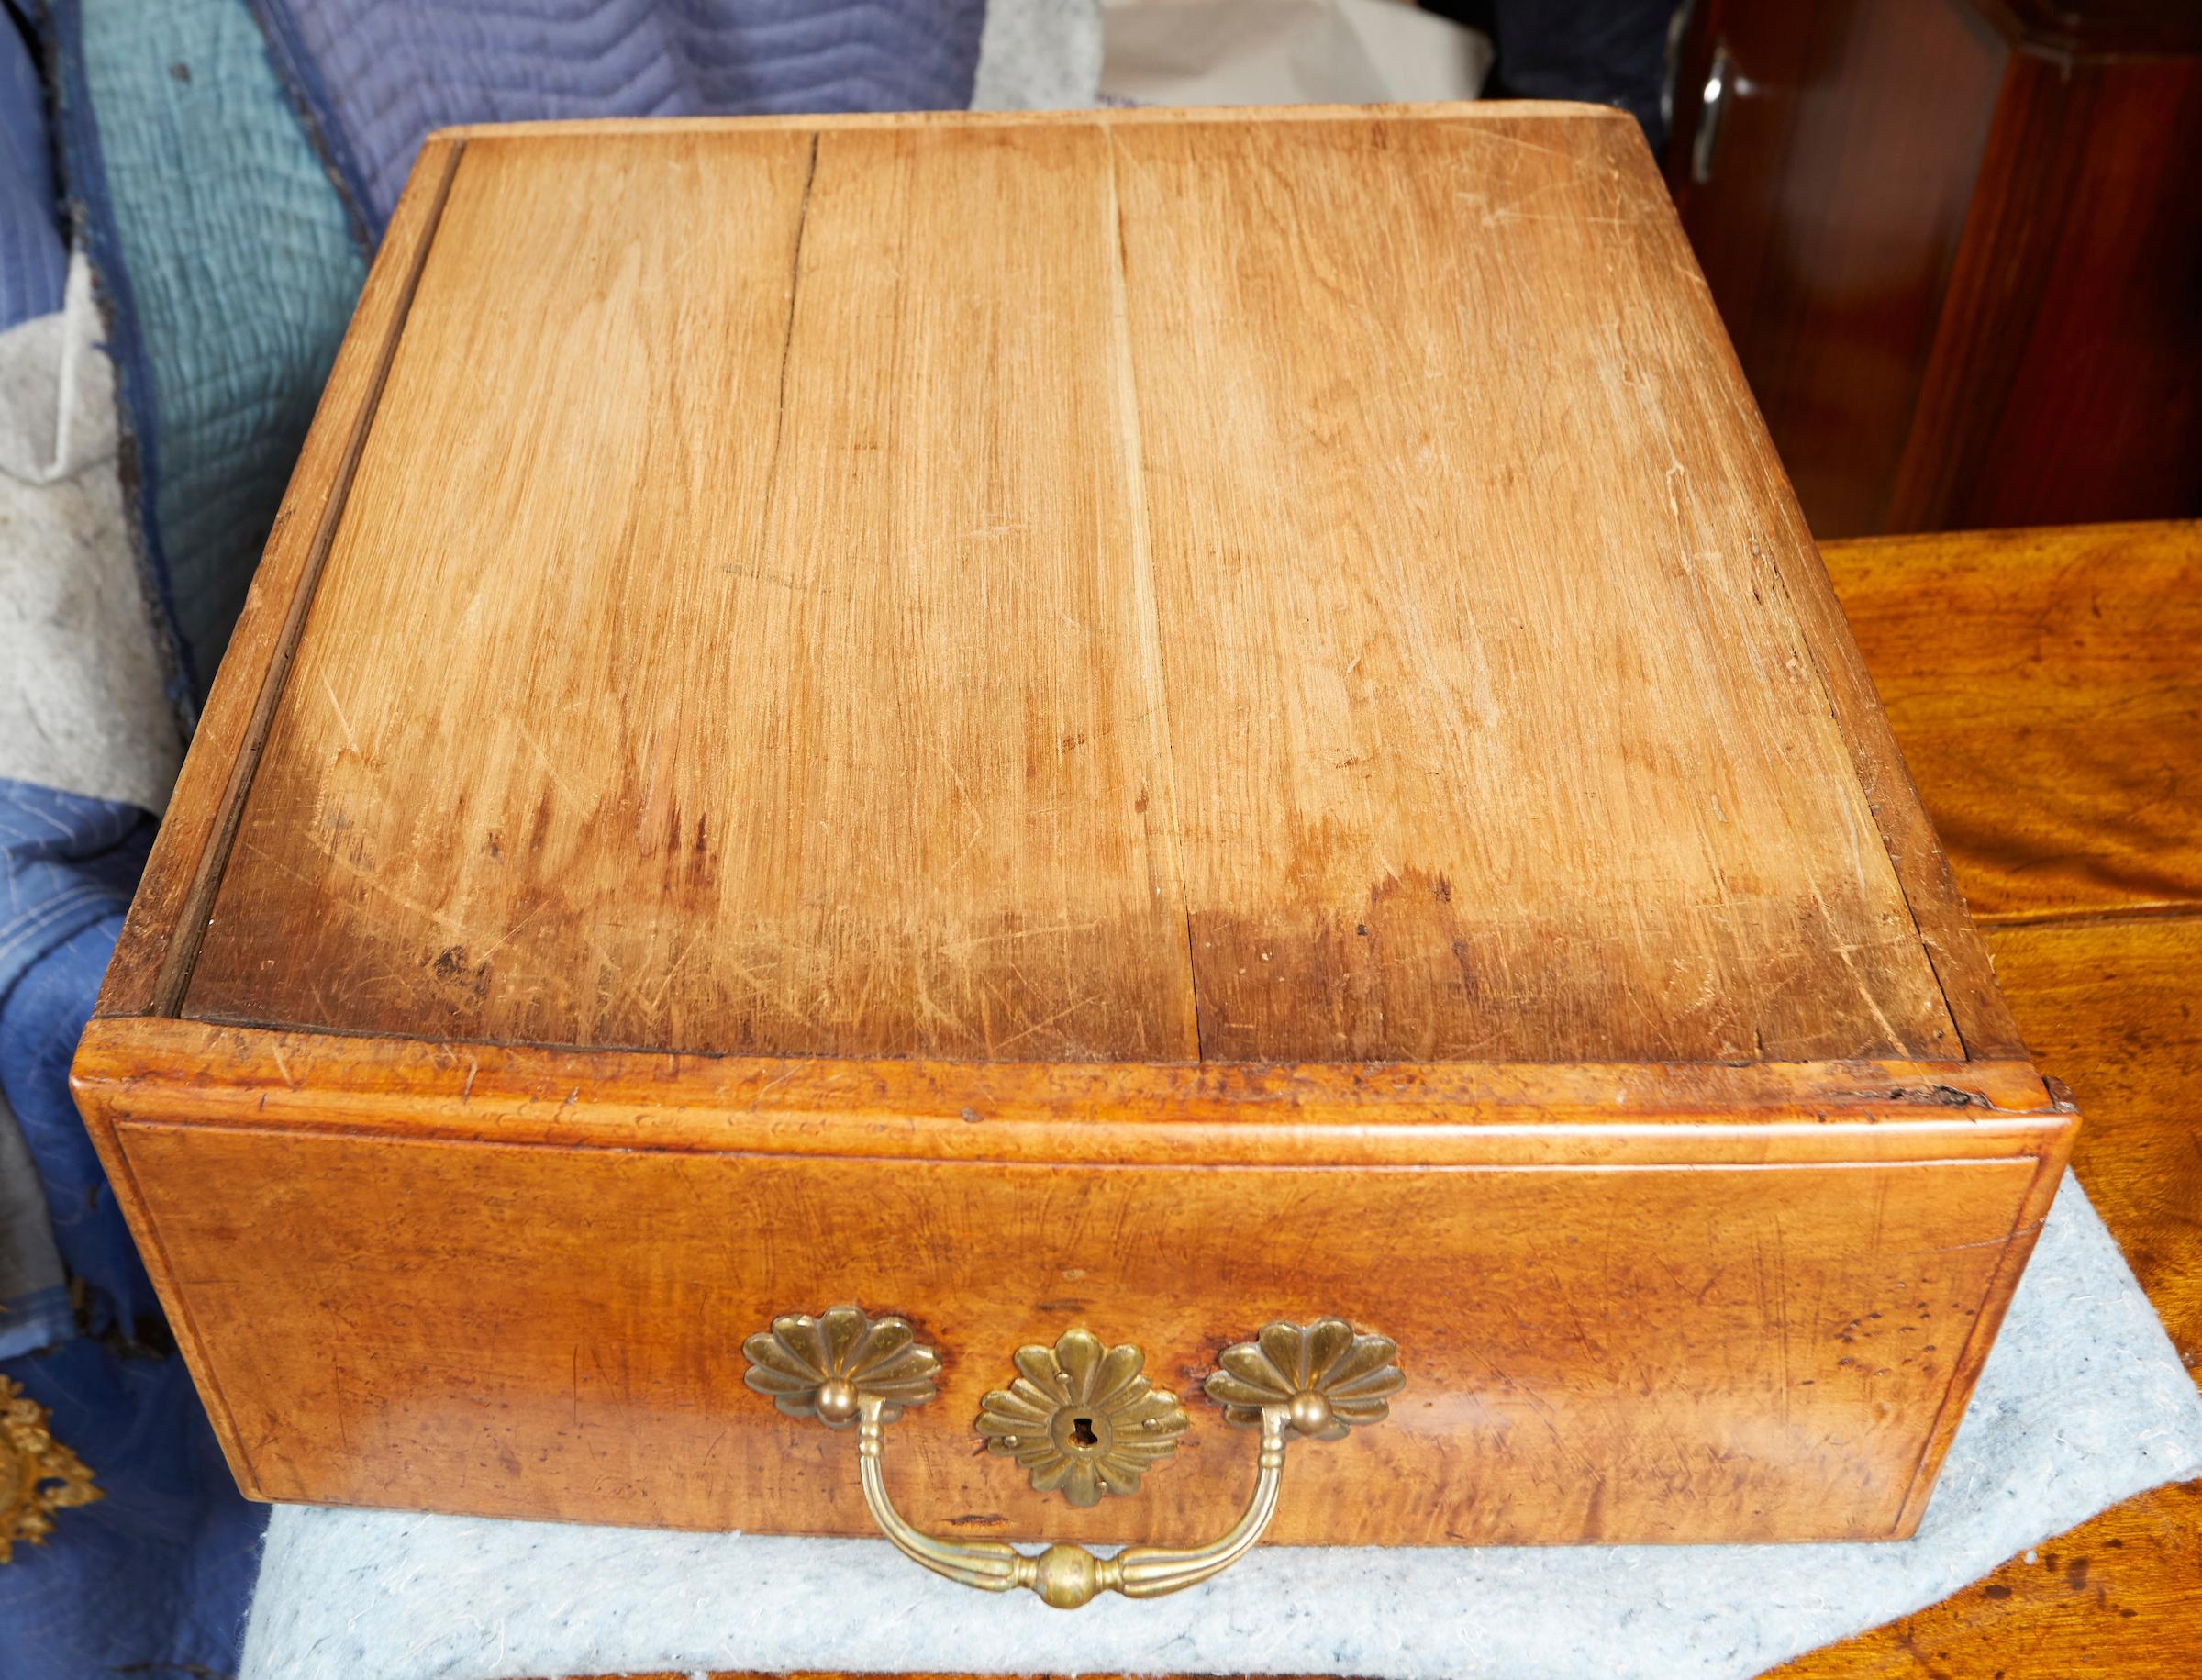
(974, 1329), (1188, 1507)
(1, 1375), (101, 1564)
(1204, 1318), (1405, 1439)
(741, 1304), (940, 1429)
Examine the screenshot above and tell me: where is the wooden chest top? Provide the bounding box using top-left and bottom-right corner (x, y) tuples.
(114, 103), (2013, 1074)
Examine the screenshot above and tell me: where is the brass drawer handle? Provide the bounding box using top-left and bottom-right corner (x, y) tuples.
(744, 1307), (1402, 1609)
(861, 1394), (1286, 1608)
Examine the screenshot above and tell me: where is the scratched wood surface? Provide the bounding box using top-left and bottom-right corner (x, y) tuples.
(174, 106), (1959, 1065)
(93, 135), (464, 1019)
(1110, 115), (1951, 1063)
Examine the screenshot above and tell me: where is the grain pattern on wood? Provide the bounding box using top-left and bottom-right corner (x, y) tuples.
(1107, 112), (1955, 1063)
(75, 1041), (2063, 1546)
(1827, 522), (2202, 925)
(72, 1018), (2066, 1171)
(93, 134), (463, 1018)
(181, 127), (1196, 1062)
(1985, 914), (2202, 1374)
(428, 102), (1625, 139)
(1776, 1478), (2202, 1677)
(167, 106), (1966, 1067)
(535, 868), (2202, 1669)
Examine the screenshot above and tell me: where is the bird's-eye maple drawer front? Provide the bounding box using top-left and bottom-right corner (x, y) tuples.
(75, 1031), (2071, 1549)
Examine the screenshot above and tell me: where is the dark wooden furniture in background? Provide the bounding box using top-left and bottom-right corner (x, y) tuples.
(1664, 1), (2202, 540)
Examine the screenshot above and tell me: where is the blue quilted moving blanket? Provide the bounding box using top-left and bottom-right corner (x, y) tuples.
(0, 779), (266, 1679)
(252, 0), (986, 235)
(9, 3), (994, 1674)
(0, 5), (65, 330)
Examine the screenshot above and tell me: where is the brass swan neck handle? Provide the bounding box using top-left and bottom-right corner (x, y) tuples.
(858, 1395), (1290, 1608)
(742, 1306), (1404, 1610)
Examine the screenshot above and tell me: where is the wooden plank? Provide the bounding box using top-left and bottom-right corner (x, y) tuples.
(181, 125), (1197, 1061)
(95, 134), (463, 1018)
(1827, 521), (2202, 925)
(1107, 111), (1960, 1063)
(1729, 484), (2026, 1065)
(426, 99), (1613, 140)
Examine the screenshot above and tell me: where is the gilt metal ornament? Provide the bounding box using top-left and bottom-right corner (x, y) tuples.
(974, 1328), (1188, 1508)
(741, 1304), (940, 1429)
(741, 1304), (1399, 1608)
(1, 1376), (101, 1565)
(1203, 1318), (1405, 1439)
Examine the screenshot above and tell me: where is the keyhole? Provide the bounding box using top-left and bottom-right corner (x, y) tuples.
(1070, 1415), (1098, 1448)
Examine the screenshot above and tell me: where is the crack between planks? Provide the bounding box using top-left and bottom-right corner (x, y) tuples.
(740, 131), (816, 616)
(1101, 123), (1204, 1063)
(770, 132), (819, 444)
